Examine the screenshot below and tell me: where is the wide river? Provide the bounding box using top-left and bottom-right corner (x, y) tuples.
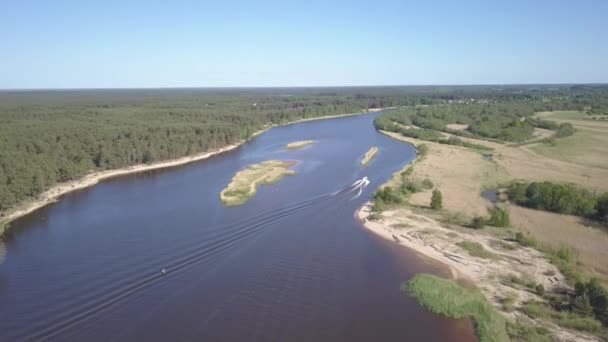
(0, 113), (475, 341)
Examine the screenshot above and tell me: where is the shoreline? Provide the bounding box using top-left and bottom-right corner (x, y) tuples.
(355, 129), (599, 341)
(2, 142), (242, 229)
(356, 202), (465, 279)
(1, 108), (391, 234)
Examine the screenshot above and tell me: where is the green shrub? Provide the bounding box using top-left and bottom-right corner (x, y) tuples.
(506, 320), (551, 342)
(555, 122), (575, 138)
(522, 301), (603, 333)
(373, 186), (402, 205)
(456, 241), (497, 259)
(514, 232), (537, 247)
(487, 207), (510, 227)
(421, 178), (434, 190)
(535, 283), (545, 296)
(471, 216), (486, 229)
(417, 144), (429, 157)
(430, 189), (443, 210)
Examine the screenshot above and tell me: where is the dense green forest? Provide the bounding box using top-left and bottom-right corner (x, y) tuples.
(1, 85), (608, 215)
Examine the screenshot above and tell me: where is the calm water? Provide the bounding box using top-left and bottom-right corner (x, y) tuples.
(0, 113), (475, 341)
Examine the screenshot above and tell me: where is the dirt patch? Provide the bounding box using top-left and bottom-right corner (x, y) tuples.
(446, 123), (469, 131)
(532, 127), (555, 139)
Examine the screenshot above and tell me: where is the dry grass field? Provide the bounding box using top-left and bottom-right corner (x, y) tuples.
(381, 110), (608, 285)
(381, 131), (508, 217)
(508, 204), (608, 284)
(531, 111), (608, 170)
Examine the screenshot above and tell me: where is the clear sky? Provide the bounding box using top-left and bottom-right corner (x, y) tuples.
(1, 0), (606, 88)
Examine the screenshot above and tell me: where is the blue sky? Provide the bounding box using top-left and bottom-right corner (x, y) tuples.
(1, 0), (606, 88)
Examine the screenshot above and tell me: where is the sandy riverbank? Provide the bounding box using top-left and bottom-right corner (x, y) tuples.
(356, 130), (601, 341)
(357, 204), (596, 341)
(2, 143), (242, 227)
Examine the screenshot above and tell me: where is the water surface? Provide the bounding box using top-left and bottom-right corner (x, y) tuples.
(0, 113), (475, 341)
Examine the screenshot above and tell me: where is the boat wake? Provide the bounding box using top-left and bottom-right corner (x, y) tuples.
(23, 178), (372, 341)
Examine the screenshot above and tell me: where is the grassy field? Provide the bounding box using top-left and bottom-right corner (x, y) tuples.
(530, 112), (608, 170)
(455, 241), (498, 260)
(220, 160), (295, 206)
(361, 146), (379, 166)
(405, 274), (509, 342)
(509, 204), (608, 285)
(536, 111), (589, 120)
(285, 140), (315, 150)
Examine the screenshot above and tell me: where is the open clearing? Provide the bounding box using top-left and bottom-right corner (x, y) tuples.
(446, 123), (469, 131)
(382, 131), (507, 217)
(436, 127), (608, 191)
(220, 160), (295, 206)
(509, 204), (608, 284)
(531, 111), (608, 170)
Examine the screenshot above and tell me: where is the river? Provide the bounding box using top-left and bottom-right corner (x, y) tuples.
(0, 113), (475, 341)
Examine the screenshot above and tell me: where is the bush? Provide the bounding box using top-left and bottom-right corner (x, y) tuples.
(597, 193), (608, 222)
(554, 245), (575, 264)
(403, 180), (422, 193)
(514, 232), (537, 247)
(471, 216), (485, 229)
(430, 189), (443, 209)
(535, 283), (545, 296)
(522, 301), (603, 333)
(487, 207), (510, 227)
(572, 293), (595, 317)
(421, 178), (434, 190)
(506, 320), (551, 342)
(555, 123), (575, 138)
(417, 144), (429, 157)
(456, 241), (497, 259)
(585, 278), (608, 326)
(373, 186), (402, 205)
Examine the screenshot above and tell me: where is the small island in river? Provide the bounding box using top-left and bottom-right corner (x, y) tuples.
(286, 140), (316, 150)
(361, 146), (378, 166)
(220, 160), (296, 206)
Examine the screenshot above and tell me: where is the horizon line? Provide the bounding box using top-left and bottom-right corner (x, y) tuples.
(1, 82), (607, 92)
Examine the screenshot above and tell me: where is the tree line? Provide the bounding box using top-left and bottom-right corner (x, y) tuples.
(507, 181), (608, 222)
